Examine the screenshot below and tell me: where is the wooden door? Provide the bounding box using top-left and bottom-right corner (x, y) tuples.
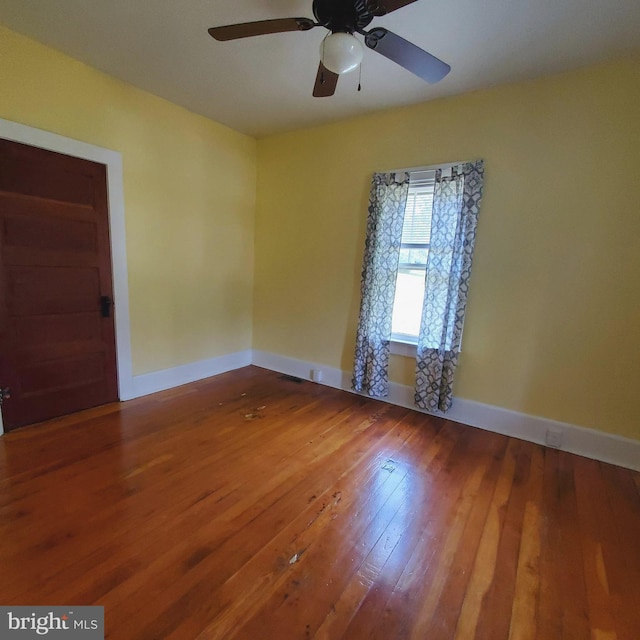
(0, 138), (118, 431)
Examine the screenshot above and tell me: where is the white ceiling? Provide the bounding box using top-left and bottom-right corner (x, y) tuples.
(1, 0), (639, 137)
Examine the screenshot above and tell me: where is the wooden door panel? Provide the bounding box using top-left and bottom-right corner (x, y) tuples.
(16, 312), (102, 345)
(0, 144), (96, 206)
(2, 197), (100, 267)
(21, 353), (105, 395)
(0, 192), (98, 221)
(7, 266), (101, 315)
(0, 138), (118, 431)
(4, 212), (98, 253)
(3, 381), (112, 430)
(15, 313), (103, 362)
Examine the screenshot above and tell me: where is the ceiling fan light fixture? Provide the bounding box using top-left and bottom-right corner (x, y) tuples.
(320, 32), (363, 75)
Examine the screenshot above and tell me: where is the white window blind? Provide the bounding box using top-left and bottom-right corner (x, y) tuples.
(402, 170), (435, 240)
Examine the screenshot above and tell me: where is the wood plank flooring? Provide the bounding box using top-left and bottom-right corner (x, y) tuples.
(0, 365), (639, 639)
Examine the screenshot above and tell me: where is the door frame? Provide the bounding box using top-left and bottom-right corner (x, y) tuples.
(0, 118), (134, 434)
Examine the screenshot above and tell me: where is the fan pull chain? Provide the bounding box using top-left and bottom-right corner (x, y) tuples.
(358, 62), (362, 92)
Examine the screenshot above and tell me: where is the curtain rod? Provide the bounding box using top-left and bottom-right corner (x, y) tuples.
(380, 161), (466, 174)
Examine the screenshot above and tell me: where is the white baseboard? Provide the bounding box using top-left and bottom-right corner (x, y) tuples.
(252, 350), (351, 390)
(131, 350), (252, 399)
(252, 350), (640, 472)
(59, 346), (638, 472)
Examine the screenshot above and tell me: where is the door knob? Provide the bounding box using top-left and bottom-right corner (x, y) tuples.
(100, 296), (113, 318)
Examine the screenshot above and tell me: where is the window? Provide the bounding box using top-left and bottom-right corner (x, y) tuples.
(391, 170), (435, 344)
(353, 160), (484, 409)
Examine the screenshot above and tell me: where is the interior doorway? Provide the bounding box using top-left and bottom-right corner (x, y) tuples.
(0, 119), (133, 434)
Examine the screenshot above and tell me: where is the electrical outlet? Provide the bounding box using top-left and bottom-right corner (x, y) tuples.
(545, 428), (565, 449)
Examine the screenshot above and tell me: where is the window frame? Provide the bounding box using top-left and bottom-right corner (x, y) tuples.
(389, 161), (464, 353)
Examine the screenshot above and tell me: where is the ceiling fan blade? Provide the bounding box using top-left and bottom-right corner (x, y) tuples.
(371, 0), (420, 17)
(208, 17), (315, 41)
(313, 62), (339, 97)
(364, 28), (450, 83)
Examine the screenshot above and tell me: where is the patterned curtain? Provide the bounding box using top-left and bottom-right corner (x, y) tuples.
(352, 172), (410, 397)
(415, 160), (484, 412)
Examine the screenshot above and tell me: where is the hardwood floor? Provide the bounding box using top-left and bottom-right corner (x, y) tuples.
(1, 366), (639, 639)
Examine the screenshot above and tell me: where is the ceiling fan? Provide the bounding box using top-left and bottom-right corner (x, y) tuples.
(208, 0), (450, 98)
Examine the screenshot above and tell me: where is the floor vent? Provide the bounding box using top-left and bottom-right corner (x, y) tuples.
(279, 374), (305, 384)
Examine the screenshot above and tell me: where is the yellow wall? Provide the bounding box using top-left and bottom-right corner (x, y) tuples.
(255, 54), (640, 440)
(0, 26), (257, 375)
